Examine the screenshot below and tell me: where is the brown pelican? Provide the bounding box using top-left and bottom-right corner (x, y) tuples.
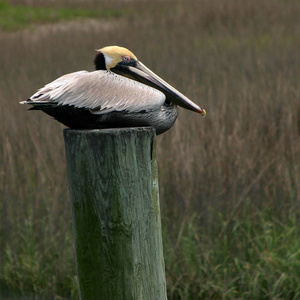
(20, 46), (206, 134)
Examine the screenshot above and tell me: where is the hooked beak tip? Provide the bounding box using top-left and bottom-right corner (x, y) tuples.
(200, 109), (206, 117)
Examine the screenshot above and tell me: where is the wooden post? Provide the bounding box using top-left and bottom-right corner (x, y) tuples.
(63, 127), (167, 300)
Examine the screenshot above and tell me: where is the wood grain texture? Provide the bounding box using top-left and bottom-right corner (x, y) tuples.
(63, 127), (167, 300)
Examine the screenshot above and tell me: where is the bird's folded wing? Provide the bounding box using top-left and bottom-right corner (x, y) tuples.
(28, 70), (166, 114)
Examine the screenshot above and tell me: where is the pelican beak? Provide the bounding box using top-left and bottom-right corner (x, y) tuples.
(111, 60), (206, 116)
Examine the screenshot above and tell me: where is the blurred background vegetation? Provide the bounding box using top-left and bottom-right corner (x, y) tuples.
(0, 0), (299, 299)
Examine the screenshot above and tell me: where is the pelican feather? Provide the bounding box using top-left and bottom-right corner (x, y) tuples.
(20, 45), (205, 134)
(24, 70), (166, 114)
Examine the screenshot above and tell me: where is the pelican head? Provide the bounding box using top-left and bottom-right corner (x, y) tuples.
(94, 46), (206, 116)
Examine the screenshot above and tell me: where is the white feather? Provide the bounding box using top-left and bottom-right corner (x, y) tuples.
(27, 70), (166, 114)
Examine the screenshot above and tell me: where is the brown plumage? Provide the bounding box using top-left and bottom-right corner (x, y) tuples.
(20, 46), (205, 134)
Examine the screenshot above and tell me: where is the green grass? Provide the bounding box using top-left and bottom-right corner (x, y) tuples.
(2, 208), (300, 299)
(0, 0), (121, 31)
(1, 211), (78, 299)
(164, 210), (300, 299)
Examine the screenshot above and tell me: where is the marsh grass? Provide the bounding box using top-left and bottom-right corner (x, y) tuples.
(0, 0), (122, 31)
(0, 0), (300, 298)
(164, 208), (300, 299)
(2, 212), (78, 298)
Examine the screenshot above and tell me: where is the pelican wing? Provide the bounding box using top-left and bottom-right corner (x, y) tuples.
(27, 70), (166, 114)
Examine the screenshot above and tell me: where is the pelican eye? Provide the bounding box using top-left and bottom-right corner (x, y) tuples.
(122, 55), (131, 62)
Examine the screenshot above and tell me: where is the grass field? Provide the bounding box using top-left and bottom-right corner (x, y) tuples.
(0, 0), (300, 299)
(0, 0), (122, 31)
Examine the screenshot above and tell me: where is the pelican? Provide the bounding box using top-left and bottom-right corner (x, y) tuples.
(20, 46), (206, 134)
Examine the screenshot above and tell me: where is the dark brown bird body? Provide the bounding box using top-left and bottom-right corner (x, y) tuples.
(21, 46), (205, 134)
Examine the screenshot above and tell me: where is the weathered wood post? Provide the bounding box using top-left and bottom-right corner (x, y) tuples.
(63, 127), (167, 300)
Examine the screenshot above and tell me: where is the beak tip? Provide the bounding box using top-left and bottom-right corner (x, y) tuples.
(200, 108), (206, 117)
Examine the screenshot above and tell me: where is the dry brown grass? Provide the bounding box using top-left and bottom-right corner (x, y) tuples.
(0, 0), (299, 298)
